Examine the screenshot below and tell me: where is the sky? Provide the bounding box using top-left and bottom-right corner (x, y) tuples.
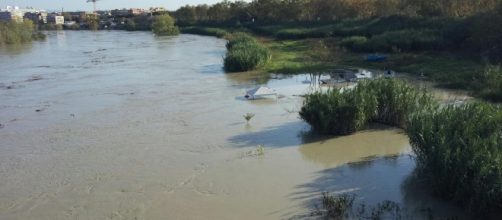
(0, 0), (235, 11)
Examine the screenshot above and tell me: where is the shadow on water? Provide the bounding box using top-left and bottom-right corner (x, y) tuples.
(227, 121), (318, 148)
(288, 155), (471, 219)
(200, 64), (223, 74)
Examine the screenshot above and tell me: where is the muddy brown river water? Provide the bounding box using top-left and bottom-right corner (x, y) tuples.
(0, 31), (469, 219)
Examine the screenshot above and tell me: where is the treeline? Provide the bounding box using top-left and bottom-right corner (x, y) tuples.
(0, 20), (45, 45)
(173, 0), (502, 25)
(173, 1), (502, 62)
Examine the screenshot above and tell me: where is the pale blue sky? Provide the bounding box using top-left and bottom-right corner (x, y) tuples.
(0, 0), (237, 11)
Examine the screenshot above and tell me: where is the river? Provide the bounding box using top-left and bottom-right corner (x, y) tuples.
(0, 31), (465, 219)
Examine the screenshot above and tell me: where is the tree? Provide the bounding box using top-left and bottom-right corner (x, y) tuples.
(175, 5), (197, 25)
(152, 14), (180, 36)
(86, 14), (99, 30)
(125, 18), (136, 31)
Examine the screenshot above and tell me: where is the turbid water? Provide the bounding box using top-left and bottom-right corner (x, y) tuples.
(0, 32), (467, 219)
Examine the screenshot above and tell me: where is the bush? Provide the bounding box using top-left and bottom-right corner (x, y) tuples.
(223, 33), (270, 72)
(298, 89), (365, 135)
(407, 103), (502, 212)
(475, 65), (502, 102)
(39, 23), (63, 30)
(180, 26), (229, 38)
(299, 78), (436, 135)
(152, 14), (180, 36)
(340, 36), (368, 52)
(0, 20), (44, 45)
(340, 29), (444, 53)
(359, 79), (436, 128)
(125, 19), (136, 31)
(275, 27), (333, 40)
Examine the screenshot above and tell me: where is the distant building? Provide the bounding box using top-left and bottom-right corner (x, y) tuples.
(47, 14), (64, 24)
(129, 8), (144, 16)
(149, 7), (166, 13)
(24, 12), (48, 24)
(0, 11), (24, 22)
(0, 6), (43, 22)
(96, 10), (111, 17)
(111, 9), (129, 17)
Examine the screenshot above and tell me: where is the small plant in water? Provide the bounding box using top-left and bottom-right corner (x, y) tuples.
(256, 145), (265, 156)
(243, 113), (255, 122)
(240, 145), (265, 158)
(322, 192), (355, 219)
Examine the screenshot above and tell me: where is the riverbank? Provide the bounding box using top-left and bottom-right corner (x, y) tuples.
(180, 25), (496, 101)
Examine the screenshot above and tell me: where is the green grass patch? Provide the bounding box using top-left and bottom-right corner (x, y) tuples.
(261, 38), (338, 73)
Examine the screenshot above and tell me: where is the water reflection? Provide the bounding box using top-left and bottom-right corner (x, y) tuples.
(292, 155), (468, 219)
(0, 43), (33, 56)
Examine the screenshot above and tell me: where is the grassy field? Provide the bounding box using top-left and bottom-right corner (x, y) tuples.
(180, 26), (488, 96)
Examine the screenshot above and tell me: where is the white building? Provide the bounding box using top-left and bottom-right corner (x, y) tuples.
(0, 6), (43, 22)
(47, 14), (64, 24)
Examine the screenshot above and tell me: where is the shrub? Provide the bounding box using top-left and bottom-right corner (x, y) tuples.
(339, 36), (368, 52)
(152, 14), (180, 36)
(346, 29), (445, 53)
(476, 65), (502, 102)
(0, 20), (44, 45)
(181, 26), (229, 38)
(275, 27), (332, 40)
(299, 78), (436, 135)
(299, 89), (365, 135)
(358, 79), (436, 128)
(407, 103), (502, 212)
(39, 23), (63, 30)
(223, 33), (270, 72)
(125, 19), (136, 31)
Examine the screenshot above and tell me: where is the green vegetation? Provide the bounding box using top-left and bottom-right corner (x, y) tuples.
(301, 78), (501, 212)
(321, 192), (355, 218)
(224, 33), (270, 72)
(476, 65), (502, 102)
(319, 193), (407, 219)
(180, 26), (230, 38)
(299, 78), (435, 135)
(171, 1), (502, 101)
(125, 15), (152, 31)
(152, 14), (180, 36)
(86, 14), (100, 31)
(243, 113), (255, 122)
(0, 20), (45, 45)
(407, 103), (502, 212)
(39, 23), (63, 31)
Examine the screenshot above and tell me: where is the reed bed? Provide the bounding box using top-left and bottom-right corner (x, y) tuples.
(223, 33), (270, 72)
(299, 78), (435, 135)
(407, 102), (502, 212)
